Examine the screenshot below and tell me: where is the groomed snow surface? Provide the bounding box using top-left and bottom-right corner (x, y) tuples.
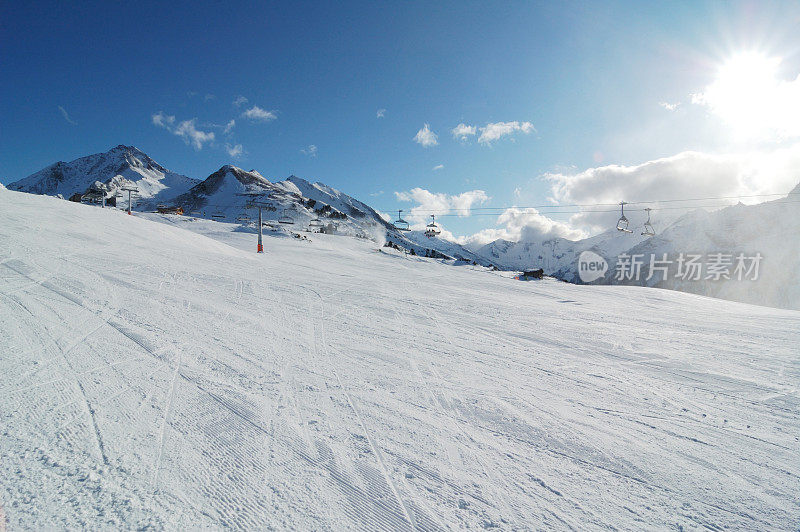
(1, 190), (798, 530)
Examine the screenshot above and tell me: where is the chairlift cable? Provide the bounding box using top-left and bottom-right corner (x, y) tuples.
(381, 189), (800, 216)
(391, 199), (800, 217)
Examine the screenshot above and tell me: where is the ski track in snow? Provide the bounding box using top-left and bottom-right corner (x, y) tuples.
(307, 286), (420, 530)
(0, 190), (799, 530)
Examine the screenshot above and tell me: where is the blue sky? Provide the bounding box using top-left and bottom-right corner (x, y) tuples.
(3, 0), (800, 242)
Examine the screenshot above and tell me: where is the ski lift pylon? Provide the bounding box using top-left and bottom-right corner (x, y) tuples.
(641, 207), (656, 236)
(616, 202), (633, 233)
(393, 209), (410, 232)
(424, 214), (441, 238)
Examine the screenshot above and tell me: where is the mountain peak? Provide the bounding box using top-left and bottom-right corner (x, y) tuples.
(216, 165), (266, 180)
(186, 165), (271, 199)
(108, 144), (147, 157)
(8, 145), (196, 200)
(286, 174), (316, 189)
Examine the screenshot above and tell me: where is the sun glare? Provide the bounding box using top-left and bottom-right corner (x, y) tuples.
(694, 52), (800, 141)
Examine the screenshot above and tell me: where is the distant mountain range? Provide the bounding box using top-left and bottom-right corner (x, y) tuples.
(473, 227), (652, 276)
(8, 145), (798, 308)
(6, 146), (476, 259)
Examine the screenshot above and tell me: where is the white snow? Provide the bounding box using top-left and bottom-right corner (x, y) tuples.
(1, 188), (798, 530)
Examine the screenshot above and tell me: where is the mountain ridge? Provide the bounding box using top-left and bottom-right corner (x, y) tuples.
(8, 147), (467, 259)
(7, 145), (197, 205)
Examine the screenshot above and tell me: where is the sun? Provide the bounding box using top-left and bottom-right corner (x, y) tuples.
(694, 52), (799, 141)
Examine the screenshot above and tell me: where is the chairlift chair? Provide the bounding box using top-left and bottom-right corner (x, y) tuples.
(278, 208), (295, 225)
(393, 209), (410, 232)
(309, 216), (323, 229)
(211, 209), (226, 220)
(616, 202), (633, 233)
(236, 213), (252, 223)
(424, 214), (441, 238)
(641, 207), (656, 236)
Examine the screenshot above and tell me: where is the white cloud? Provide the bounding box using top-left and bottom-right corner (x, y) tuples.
(450, 190), (490, 213)
(301, 144), (318, 157)
(242, 105), (277, 122)
(413, 123), (438, 147)
(174, 119), (215, 150)
(455, 144), (800, 247)
(545, 144), (800, 235)
(449, 120), (535, 145)
(691, 52), (800, 141)
(223, 119), (235, 134)
(451, 123), (476, 140)
(58, 106), (77, 125)
(391, 144), (800, 248)
(152, 111), (214, 150)
(659, 102), (680, 111)
(233, 95), (248, 107)
(376, 108), (386, 118)
(225, 143), (244, 158)
(204, 93), (216, 101)
(478, 121), (535, 145)
(394, 187), (489, 233)
(461, 207), (585, 248)
(152, 111), (175, 128)
(432, 164), (444, 171)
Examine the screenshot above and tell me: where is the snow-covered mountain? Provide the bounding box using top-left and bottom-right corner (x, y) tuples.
(472, 188), (800, 309)
(168, 164), (469, 258)
(170, 165), (396, 238)
(6, 146), (470, 257)
(475, 228), (650, 275)
(7, 145), (197, 206)
(593, 195), (800, 309)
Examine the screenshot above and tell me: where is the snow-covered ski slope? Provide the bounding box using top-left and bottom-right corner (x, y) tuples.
(1, 189), (798, 530)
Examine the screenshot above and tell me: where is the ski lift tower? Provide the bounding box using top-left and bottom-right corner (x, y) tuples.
(96, 182), (109, 208)
(238, 192), (269, 253)
(120, 185), (139, 215)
